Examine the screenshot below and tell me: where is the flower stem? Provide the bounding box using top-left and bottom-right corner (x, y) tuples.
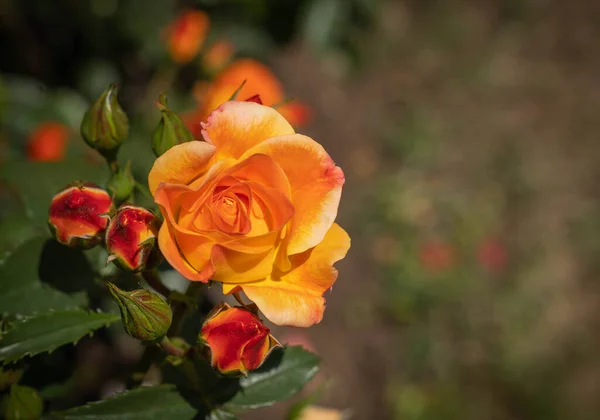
(168, 282), (206, 337)
(140, 268), (170, 298)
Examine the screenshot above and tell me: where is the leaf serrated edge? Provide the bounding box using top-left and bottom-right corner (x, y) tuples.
(52, 384), (180, 417)
(0, 310), (120, 364)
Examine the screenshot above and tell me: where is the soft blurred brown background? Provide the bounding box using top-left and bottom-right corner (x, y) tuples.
(4, 1), (600, 419)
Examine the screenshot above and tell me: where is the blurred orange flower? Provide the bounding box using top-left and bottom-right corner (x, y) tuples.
(183, 59), (311, 138)
(26, 121), (70, 162)
(149, 101), (349, 327)
(418, 239), (455, 272)
(202, 40), (234, 74)
(165, 10), (209, 64)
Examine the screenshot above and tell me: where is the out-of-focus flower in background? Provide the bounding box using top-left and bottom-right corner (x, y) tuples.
(477, 236), (508, 273)
(165, 9), (210, 64)
(26, 121), (70, 162)
(202, 40), (234, 74)
(418, 239), (455, 273)
(183, 59), (311, 138)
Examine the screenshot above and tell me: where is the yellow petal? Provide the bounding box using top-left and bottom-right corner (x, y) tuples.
(242, 134), (345, 255)
(201, 101), (294, 160)
(235, 223), (350, 327)
(148, 140), (216, 194)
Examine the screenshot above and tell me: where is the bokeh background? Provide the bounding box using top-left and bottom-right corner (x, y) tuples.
(3, 0), (600, 419)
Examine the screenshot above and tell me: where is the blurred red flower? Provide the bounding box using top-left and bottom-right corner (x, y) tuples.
(26, 121), (70, 162)
(418, 239), (455, 272)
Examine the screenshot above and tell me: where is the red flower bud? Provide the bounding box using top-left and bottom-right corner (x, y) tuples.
(199, 302), (281, 376)
(105, 205), (162, 272)
(26, 121), (70, 162)
(48, 183), (113, 249)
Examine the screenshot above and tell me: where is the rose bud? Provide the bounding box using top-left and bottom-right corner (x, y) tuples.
(48, 183), (113, 249)
(152, 94), (195, 157)
(105, 205), (162, 272)
(106, 161), (135, 204)
(26, 121), (70, 162)
(107, 282), (172, 342)
(80, 83), (129, 161)
(0, 367), (23, 392)
(0, 385), (43, 420)
(199, 302), (281, 376)
(166, 9), (209, 64)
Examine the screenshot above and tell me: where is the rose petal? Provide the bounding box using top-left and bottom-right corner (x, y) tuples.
(157, 223), (213, 282)
(241, 134), (345, 256)
(148, 140), (216, 194)
(211, 244), (277, 284)
(201, 101), (294, 160)
(233, 223), (350, 327)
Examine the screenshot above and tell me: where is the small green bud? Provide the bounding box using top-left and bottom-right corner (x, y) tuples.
(80, 83), (129, 161)
(0, 367), (23, 392)
(152, 93), (194, 157)
(0, 385), (43, 420)
(107, 282), (172, 342)
(106, 161), (135, 204)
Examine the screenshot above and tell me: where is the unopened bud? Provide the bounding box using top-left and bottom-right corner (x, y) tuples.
(48, 183), (113, 249)
(80, 83), (129, 161)
(199, 302), (281, 376)
(0, 367), (23, 392)
(105, 205), (162, 272)
(152, 94), (194, 157)
(107, 282), (172, 342)
(0, 385), (42, 420)
(106, 161), (135, 204)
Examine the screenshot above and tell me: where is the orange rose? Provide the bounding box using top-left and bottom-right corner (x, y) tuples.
(165, 10), (209, 64)
(183, 59), (311, 138)
(149, 101), (349, 327)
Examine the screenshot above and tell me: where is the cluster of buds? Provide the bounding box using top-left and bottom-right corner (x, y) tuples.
(45, 80), (286, 379)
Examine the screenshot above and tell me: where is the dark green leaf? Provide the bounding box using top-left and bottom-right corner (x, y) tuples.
(53, 385), (196, 419)
(0, 309), (119, 363)
(1, 161), (106, 228)
(0, 236), (87, 318)
(225, 346), (320, 410)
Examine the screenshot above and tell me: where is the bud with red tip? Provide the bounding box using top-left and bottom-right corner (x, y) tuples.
(48, 183), (113, 249)
(80, 83), (129, 161)
(107, 283), (172, 342)
(199, 302), (281, 376)
(105, 205), (162, 272)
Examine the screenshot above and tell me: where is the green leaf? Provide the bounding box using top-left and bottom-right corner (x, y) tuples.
(0, 309), (120, 363)
(53, 385), (196, 419)
(0, 236), (87, 318)
(0, 161), (106, 228)
(225, 346), (320, 410)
